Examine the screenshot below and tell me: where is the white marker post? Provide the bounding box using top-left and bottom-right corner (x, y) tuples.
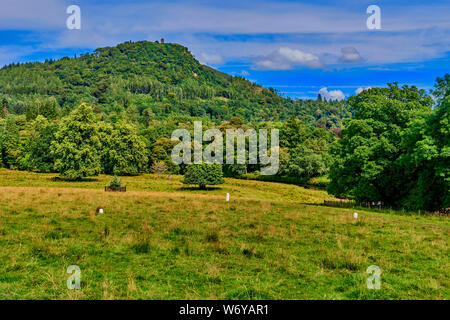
(226, 193), (230, 202)
(353, 212), (358, 219)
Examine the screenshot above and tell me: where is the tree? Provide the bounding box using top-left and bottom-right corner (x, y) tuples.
(399, 81), (449, 211)
(0, 115), (20, 168)
(99, 121), (148, 176)
(223, 164), (247, 178)
(51, 103), (101, 180)
(280, 116), (313, 149)
(18, 115), (58, 172)
(40, 96), (60, 120)
(109, 175), (122, 188)
(1, 98), (8, 118)
(150, 137), (180, 173)
(150, 160), (168, 174)
(182, 163), (224, 189)
(432, 73), (449, 104)
(327, 84), (433, 207)
(142, 108), (154, 126)
(279, 116), (332, 179)
(285, 144), (328, 178)
(229, 116), (244, 127)
(26, 100), (39, 121)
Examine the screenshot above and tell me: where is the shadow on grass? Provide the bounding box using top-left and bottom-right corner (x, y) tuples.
(178, 186), (222, 191)
(50, 176), (99, 182)
(303, 202), (446, 218)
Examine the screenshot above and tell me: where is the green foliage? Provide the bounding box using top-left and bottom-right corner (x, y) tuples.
(431, 73), (449, 104)
(150, 160), (168, 174)
(150, 137), (180, 174)
(109, 175), (122, 188)
(399, 82), (449, 211)
(328, 81), (448, 211)
(51, 103), (101, 180)
(26, 97), (60, 121)
(99, 122), (148, 176)
(278, 116), (333, 179)
(0, 115), (20, 168)
(19, 115), (58, 172)
(182, 163), (224, 189)
(0, 41), (350, 126)
(223, 164), (247, 178)
(284, 144), (329, 178)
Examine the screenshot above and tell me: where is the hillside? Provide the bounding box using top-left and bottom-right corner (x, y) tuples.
(0, 41), (350, 126)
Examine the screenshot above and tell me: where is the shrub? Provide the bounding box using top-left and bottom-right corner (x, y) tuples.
(223, 164), (247, 178)
(150, 160), (168, 174)
(109, 175), (121, 188)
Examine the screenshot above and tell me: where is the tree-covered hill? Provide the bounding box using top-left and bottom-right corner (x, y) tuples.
(0, 40), (350, 127)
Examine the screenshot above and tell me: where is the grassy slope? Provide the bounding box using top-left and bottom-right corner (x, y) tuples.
(0, 169), (448, 300)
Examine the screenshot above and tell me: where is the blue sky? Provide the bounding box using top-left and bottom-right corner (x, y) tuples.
(0, 0), (449, 100)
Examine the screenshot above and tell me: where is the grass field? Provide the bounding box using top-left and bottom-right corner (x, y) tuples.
(0, 169), (448, 300)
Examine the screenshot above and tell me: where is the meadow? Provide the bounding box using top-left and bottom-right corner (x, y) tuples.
(0, 169), (448, 299)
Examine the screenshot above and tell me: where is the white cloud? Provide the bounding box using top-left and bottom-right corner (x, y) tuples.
(319, 87), (345, 101)
(254, 47), (324, 70)
(355, 86), (372, 95)
(340, 47), (363, 63)
(197, 52), (224, 65)
(0, 0), (448, 70)
(0, 0), (65, 29)
(2, 1), (448, 35)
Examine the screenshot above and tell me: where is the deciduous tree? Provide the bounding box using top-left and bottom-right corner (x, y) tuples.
(183, 162), (224, 189)
(51, 103), (101, 180)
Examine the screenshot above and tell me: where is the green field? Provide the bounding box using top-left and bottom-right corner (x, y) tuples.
(0, 169), (448, 300)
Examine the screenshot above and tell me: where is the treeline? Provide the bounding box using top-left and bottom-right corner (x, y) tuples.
(0, 101), (335, 180)
(0, 41), (351, 128)
(328, 76), (449, 212)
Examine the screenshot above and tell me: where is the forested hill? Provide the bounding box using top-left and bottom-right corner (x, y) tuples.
(0, 40), (350, 127)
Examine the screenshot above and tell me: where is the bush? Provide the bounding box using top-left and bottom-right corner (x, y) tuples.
(109, 175), (121, 188)
(150, 160), (168, 174)
(223, 164), (247, 178)
(182, 163), (224, 189)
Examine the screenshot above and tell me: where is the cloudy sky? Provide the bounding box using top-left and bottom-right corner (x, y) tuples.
(1, 0), (449, 99)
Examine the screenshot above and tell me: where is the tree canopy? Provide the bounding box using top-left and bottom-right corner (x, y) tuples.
(183, 163), (224, 189)
(51, 103), (101, 180)
(0, 41), (351, 127)
(328, 80), (448, 211)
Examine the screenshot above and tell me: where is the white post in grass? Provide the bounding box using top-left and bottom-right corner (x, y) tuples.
(353, 212), (358, 219)
(226, 193), (230, 202)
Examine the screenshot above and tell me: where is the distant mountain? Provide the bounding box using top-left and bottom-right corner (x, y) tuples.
(0, 41), (350, 127)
